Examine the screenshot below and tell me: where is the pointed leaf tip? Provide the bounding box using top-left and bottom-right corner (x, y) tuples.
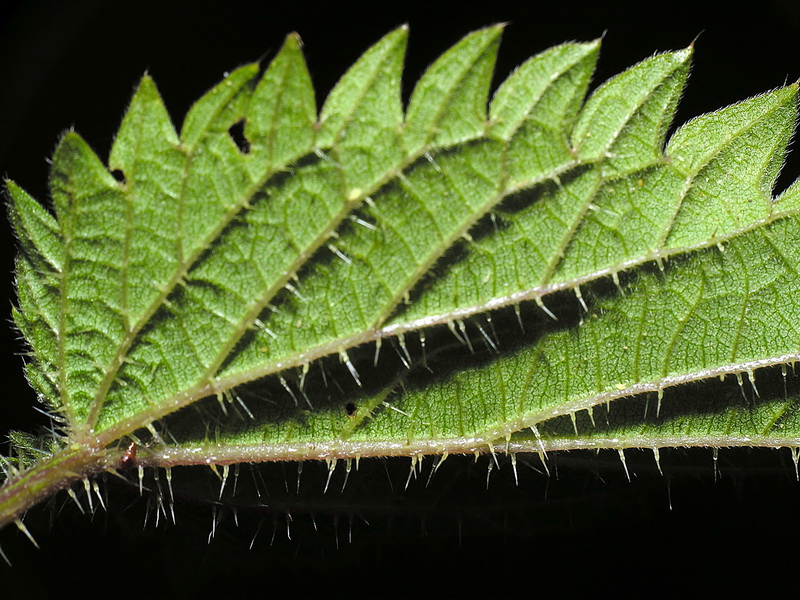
(7, 181), (63, 275)
(572, 47), (692, 173)
(110, 72), (180, 174)
(317, 26), (407, 151)
(180, 62), (260, 146)
(284, 32), (303, 49)
(244, 30), (316, 167)
(404, 26), (504, 153)
(490, 38), (600, 142)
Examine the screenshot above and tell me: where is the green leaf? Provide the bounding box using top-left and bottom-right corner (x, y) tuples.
(244, 34), (316, 169)
(572, 48), (692, 175)
(2, 27), (799, 538)
(317, 26), (406, 189)
(404, 26), (502, 153)
(489, 40), (599, 186)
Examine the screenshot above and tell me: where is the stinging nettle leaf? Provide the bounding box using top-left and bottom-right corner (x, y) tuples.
(572, 47), (692, 175)
(489, 40), (599, 187)
(404, 26), (503, 153)
(245, 34), (315, 169)
(1, 27), (800, 542)
(317, 25), (406, 190)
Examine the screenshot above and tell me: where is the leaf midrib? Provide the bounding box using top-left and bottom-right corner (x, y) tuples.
(84, 34), (594, 439)
(92, 129), (506, 442)
(85, 47), (796, 454)
(89, 37), (496, 436)
(137, 348), (800, 464)
(93, 158), (800, 449)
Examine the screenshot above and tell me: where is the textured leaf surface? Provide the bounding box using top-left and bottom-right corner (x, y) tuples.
(3, 27), (800, 531)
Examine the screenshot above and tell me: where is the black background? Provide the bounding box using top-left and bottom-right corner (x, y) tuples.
(2, 1), (800, 597)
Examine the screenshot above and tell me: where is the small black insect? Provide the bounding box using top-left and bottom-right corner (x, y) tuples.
(119, 441), (137, 469)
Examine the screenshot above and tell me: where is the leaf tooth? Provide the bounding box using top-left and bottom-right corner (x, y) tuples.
(404, 25), (504, 154)
(317, 27), (406, 191)
(246, 33), (316, 168)
(180, 63), (259, 149)
(109, 74), (179, 175)
(49, 131), (127, 426)
(50, 131), (121, 222)
(7, 181), (63, 273)
(573, 46), (692, 174)
(491, 40), (599, 139)
(663, 86), (798, 248)
(667, 85), (798, 184)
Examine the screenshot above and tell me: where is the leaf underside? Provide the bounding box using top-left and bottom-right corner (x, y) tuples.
(6, 25), (800, 486)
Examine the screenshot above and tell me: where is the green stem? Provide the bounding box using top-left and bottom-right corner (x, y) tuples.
(0, 443), (113, 530)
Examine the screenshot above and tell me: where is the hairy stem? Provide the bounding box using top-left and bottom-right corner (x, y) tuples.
(0, 443), (114, 531)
